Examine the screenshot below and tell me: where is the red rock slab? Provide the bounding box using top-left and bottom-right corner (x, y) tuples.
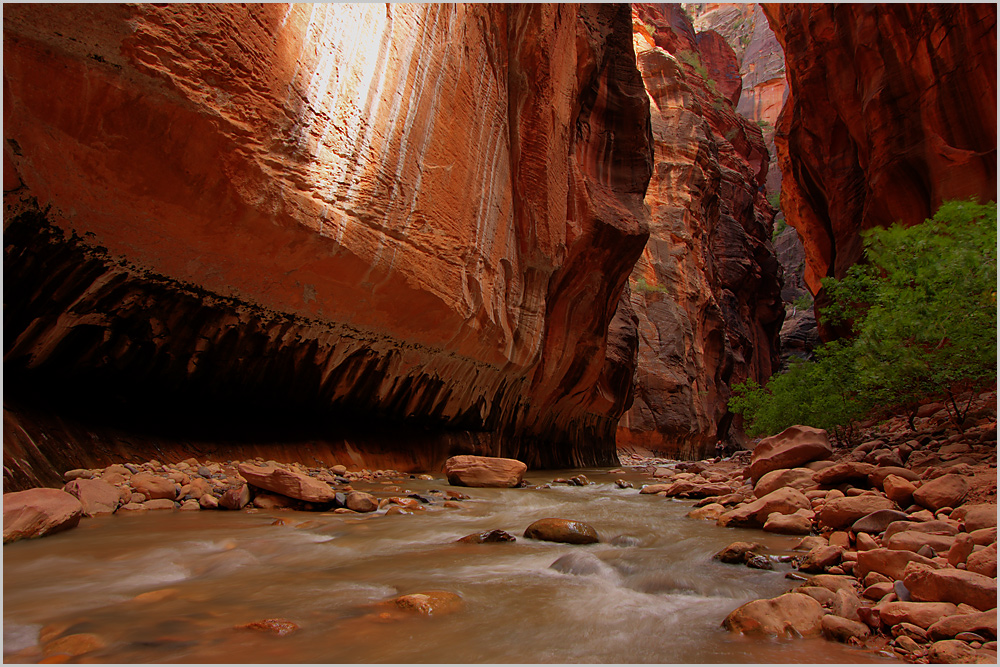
(878, 601), (959, 629)
(723, 592), (824, 637)
(928, 609), (998, 641)
(748, 425), (832, 483)
(903, 563), (998, 612)
(913, 474), (970, 512)
(62, 478), (121, 516)
(3, 488), (83, 543)
(238, 463), (335, 503)
(855, 548), (939, 581)
(817, 495), (896, 530)
(444, 455), (526, 488)
(129, 473), (177, 500)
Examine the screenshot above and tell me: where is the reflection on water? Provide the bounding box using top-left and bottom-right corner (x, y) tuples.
(3, 468), (896, 663)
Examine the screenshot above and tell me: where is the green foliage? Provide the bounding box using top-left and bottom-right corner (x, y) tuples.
(756, 119), (771, 128)
(634, 277), (669, 294)
(771, 216), (787, 239)
(731, 199), (998, 439)
(791, 294), (812, 311)
(767, 190), (781, 210)
(676, 50), (709, 80)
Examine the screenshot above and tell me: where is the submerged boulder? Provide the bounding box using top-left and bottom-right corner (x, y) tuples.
(524, 518), (599, 544)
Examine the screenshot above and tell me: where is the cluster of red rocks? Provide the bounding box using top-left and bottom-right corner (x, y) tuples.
(632, 391), (997, 663)
(2, 457), (473, 544)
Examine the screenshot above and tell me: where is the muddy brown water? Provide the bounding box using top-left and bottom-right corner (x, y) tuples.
(3, 468), (898, 663)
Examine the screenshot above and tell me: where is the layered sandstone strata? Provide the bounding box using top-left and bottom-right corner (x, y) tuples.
(3, 4), (652, 487)
(762, 4), (997, 300)
(616, 5), (783, 459)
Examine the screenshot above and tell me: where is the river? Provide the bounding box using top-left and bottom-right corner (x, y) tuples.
(4, 467), (896, 663)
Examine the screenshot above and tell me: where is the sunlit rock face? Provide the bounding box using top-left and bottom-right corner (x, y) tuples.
(615, 5), (783, 460)
(3, 3), (652, 487)
(763, 4), (997, 303)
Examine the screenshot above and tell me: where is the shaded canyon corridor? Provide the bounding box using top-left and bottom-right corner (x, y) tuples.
(3, 3), (997, 664)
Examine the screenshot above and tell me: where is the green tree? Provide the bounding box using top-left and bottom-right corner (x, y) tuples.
(731, 199), (997, 439)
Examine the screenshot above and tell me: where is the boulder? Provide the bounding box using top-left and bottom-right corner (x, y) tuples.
(883, 475), (917, 505)
(252, 492), (297, 510)
(763, 512), (812, 535)
(818, 495), (896, 530)
(219, 484), (251, 510)
(821, 615), (871, 643)
(927, 609), (997, 641)
(444, 456), (526, 488)
(717, 487), (812, 528)
(550, 552), (616, 577)
(798, 546), (844, 573)
(971, 527), (997, 546)
(855, 548), (939, 580)
(966, 543), (997, 577)
(753, 468), (817, 497)
(129, 473), (177, 500)
(688, 503), (726, 521)
(805, 574), (859, 594)
(714, 541), (762, 564)
(639, 484), (673, 495)
(388, 591), (463, 616)
(912, 474), (969, 512)
(903, 563), (997, 611)
(947, 533), (976, 567)
(956, 504), (998, 532)
(856, 532), (879, 551)
(879, 601), (959, 629)
(659, 481), (733, 498)
(236, 619), (299, 636)
(62, 478), (121, 516)
(237, 463), (336, 503)
(927, 639), (977, 664)
(143, 498), (177, 510)
(456, 529), (516, 544)
(812, 462), (875, 486)
(749, 426), (833, 483)
(723, 592), (825, 637)
(884, 519), (959, 542)
(344, 491), (378, 513)
(524, 518), (599, 544)
(3, 488), (83, 543)
(886, 531), (956, 554)
(868, 466), (921, 487)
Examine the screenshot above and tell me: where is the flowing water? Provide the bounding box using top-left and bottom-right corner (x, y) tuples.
(4, 468), (896, 663)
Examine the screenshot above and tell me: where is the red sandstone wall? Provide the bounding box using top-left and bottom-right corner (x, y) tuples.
(616, 5), (783, 459)
(762, 3), (997, 299)
(3, 4), (653, 486)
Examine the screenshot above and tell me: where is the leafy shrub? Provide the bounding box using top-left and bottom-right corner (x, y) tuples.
(731, 199), (997, 440)
(634, 276), (669, 294)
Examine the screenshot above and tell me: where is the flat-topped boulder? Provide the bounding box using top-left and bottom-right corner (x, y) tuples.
(855, 548), (939, 580)
(748, 425), (833, 484)
(903, 563), (998, 611)
(237, 463), (336, 503)
(3, 488), (84, 543)
(723, 592), (825, 637)
(718, 487), (812, 529)
(444, 456), (527, 488)
(912, 474), (969, 512)
(817, 495), (896, 530)
(62, 478), (121, 516)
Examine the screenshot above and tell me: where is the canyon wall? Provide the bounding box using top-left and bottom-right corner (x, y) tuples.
(615, 5), (783, 459)
(762, 4), (997, 305)
(3, 4), (653, 488)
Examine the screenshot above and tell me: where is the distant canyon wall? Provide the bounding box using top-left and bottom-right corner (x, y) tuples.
(616, 4), (783, 459)
(3, 3), (652, 488)
(763, 3), (997, 303)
